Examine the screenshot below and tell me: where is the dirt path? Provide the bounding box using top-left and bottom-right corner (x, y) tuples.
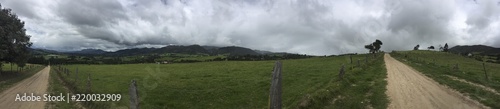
(0, 66), (50, 109)
(384, 54), (487, 109)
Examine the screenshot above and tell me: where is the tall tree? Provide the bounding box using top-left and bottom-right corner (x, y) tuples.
(364, 44), (375, 53)
(443, 43), (449, 52)
(0, 4), (33, 74)
(413, 45), (420, 50)
(364, 39), (383, 54)
(373, 39), (383, 52)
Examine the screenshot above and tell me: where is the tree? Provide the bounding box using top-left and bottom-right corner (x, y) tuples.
(438, 44), (443, 51)
(364, 39), (383, 54)
(443, 43), (449, 52)
(427, 46), (435, 50)
(68, 55), (77, 60)
(0, 4), (33, 74)
(364, 44), (375, 53)
(413, 45), (420, 50)
(373, 39), (383, 52)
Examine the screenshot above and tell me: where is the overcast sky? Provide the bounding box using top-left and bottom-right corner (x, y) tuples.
(1, 0), (499, 55)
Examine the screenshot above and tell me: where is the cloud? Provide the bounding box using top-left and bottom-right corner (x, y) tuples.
(0, 0), (499, 55)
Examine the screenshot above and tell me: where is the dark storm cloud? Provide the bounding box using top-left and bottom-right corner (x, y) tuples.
(1, 0), (499, 54)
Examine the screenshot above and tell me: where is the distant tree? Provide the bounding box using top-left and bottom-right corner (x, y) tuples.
(427, 46), (435, 50)
(364, 44), (375, 53)
(364, 39), (383, 53)
(373, 39), (383, 52)
(68, 55), (77, 60)
(413, 45), (420, 50)
(443, 43), (449, 52)
(438, 44), (443, 51)
(0, 4), (33, 74)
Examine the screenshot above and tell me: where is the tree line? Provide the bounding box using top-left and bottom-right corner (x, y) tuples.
(0, 4), (32, 74)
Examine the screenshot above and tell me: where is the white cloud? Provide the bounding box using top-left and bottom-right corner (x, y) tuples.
(0, 0), (499, 55)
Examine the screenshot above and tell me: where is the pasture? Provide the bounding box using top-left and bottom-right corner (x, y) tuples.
(53, 53), (388, 108)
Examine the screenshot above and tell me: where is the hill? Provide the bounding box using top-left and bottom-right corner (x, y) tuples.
(152, 45), (210, 54)
(32, 45), (286, 57)
(213, 46), (260, 56)
(449, 45), (500, 55)
(65, 49), (108, 55)
(29, 48), (62, 55)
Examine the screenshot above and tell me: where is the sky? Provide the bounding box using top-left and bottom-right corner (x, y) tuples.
(0, 0), (499, 55)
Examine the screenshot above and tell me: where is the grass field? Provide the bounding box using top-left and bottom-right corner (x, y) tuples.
(55, 53), (388, 108)
(390, 50), (500, 108)
(46, 68), (80, 109)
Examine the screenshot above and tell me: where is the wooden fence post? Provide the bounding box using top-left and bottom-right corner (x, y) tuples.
(483, 63), (488, 81)
(339, 64), (345, 79)
(269, 61), (282, 109)
(130, 80), (139, 109)
(350, 55), (352, 64)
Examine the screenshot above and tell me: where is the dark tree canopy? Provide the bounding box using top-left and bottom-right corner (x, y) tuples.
(443, 43), (449, 52)
(428, 46), (435, 50)
(364, 39), (383, 53)
(0, 4), (33, 71)
(413, 45), (420, 50)
(364, 44), (375, 53)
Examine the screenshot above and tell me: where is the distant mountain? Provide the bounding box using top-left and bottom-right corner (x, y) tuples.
(254, 50), (274, 54)
(29, 48), (62, 55)
(201, 46), (221, 51)
(153, 45), (209, 54)
(31, 45), (289, 56)
(105, 48), (158, 56)
(214, 46), (260, 56)
(449, 45), (500, 55)
(65, 49), (108, 55)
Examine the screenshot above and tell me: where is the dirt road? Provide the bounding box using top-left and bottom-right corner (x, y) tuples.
(384, 54), (487, 109)
(0, 66), (50, 109)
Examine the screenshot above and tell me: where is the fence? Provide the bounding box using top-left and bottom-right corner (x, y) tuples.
(268, 53), (383, 108)
(391, 52), (491, 82)
(53, 65), (111, 108)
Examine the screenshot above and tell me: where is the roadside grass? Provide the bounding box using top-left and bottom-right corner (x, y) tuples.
(391, 51), (500, 108)
(56, 53), (387, 108)
(0, 64), (44, 93)
(46, 68), (80, 109)
(301, 53), (388, 109)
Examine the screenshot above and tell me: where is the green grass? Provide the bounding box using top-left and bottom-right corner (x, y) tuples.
(46, 67), (80, 109)
(55, 53), (387, 108)
(391, 50), (500, 108)
(1, 63), (19, 72)
(0, 64), (44, 93)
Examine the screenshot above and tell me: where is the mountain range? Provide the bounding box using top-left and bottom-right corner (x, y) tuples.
(30, 45), (278, 56)
(449, 45), (500, 55)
